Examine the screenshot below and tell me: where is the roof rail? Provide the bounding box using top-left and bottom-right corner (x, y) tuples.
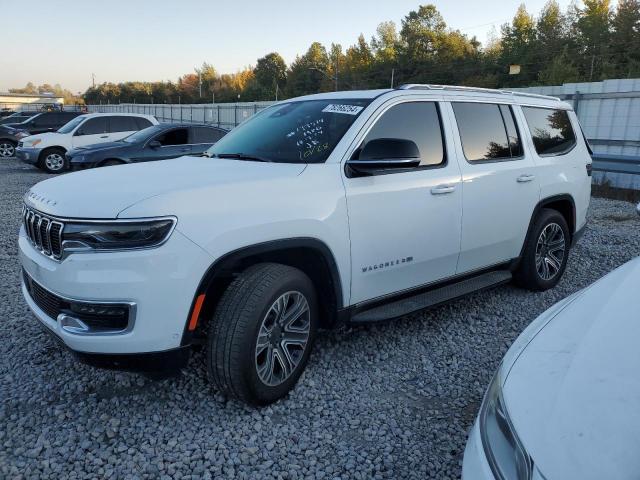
(396, 84), (560, 101)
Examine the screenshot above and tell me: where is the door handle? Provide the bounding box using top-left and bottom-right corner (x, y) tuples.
(431, 184), (456, 195)
(517, 174), (535, 183)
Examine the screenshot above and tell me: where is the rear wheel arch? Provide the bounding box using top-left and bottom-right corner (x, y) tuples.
(181, 238), (344, 345)
(520, 194), (576, 257)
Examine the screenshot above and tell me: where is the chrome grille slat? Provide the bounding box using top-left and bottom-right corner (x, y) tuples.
(22, 206), (64, 260)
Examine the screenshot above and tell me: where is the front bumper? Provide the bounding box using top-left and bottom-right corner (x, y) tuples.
(19, 224), (213, 356)
(463, 421), (495, 479)
(16, 146), (42, 165)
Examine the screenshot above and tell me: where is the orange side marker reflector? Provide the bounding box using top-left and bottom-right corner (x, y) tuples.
(188, 294), (206, 331)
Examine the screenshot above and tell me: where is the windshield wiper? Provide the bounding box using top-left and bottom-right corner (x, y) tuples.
(214, 153), (272, 162)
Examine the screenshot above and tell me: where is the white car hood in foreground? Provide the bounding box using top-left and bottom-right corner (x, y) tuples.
(24, 156), (306, 219)
(503, 257), (640, 480)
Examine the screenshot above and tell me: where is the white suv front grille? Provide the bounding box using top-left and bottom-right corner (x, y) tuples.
(22, 206), (64, 259)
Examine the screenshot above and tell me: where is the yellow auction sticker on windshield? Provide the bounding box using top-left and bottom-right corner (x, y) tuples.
(321, 104), (364, 115)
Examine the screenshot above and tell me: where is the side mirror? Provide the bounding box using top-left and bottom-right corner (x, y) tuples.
(346, 138), (420, 176)
(148, 140), (161, 149)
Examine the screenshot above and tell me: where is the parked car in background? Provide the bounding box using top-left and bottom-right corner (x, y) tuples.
(6, 111), (82, 135)
(16, 113), (158, 173)
(463, 255), (640, 480)
(19, 85), (591, 405)
(1, 109), (15, 118)
(66, 123), (228, 170)
(0, 111), (39, 126)
(0, 126), (21, 158)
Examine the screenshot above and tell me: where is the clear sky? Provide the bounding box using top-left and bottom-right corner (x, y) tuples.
(3, 0), (574, 93)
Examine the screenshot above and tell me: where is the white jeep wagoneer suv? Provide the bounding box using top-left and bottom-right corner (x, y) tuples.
(19, 85), (592, 405)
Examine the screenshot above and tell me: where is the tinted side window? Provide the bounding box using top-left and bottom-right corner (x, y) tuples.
(38, 113), (60, 126)
(362, 102), (444, 167)
(155, 128), (189, 146)
(81, 117), (108, 135)
(522, 107), (576, 156)
(191, 126), (226, 144)
(109, 116), (139, 133)
(135, 117), (153, 130)
(452, 103), (522, 162)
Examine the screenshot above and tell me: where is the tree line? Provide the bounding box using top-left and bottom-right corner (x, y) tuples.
(36, 1), (640, 104)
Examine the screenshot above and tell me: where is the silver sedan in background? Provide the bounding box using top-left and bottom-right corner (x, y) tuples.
(463, 255), (640, 480)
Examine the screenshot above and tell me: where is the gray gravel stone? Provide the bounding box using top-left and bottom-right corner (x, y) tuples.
(1, 158), (639, 479)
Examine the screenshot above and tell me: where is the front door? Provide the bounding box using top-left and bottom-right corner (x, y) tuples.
(344, 100), (463, 305)
(71, 117), (109, 148)
(134, 127), (192, 162)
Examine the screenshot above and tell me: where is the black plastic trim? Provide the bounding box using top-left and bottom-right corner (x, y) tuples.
(340, 261), (513, 323)
(181, 238), (344, 345)
(40, 326), (191, 373)
(518, 194), (577, 261)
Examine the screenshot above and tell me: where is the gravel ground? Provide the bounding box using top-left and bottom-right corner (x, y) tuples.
(1, 157), (639, 480)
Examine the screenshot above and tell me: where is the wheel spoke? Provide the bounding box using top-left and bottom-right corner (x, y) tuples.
(547, 252), (562, 272)
(255, 290), (311, 386)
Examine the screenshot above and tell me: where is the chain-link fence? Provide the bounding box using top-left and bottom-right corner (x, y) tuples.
(86, 102), (274, 130)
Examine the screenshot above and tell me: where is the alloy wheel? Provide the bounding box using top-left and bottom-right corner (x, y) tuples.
(535, 222), (566, 281)
(255, 291), (311, 387)
(45, 153), (64, 171)
(0, 142), (15, 158)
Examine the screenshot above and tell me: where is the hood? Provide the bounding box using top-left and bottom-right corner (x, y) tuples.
(24, 156), (307, 219)
(503, 257), (640, 480)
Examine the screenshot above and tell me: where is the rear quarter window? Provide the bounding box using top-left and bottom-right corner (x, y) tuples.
(522, 107), (576, 156)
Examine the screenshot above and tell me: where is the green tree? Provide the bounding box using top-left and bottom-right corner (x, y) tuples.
(252, 52), (287, 100)
(286, 42), (330, 97)
(500, 4), (537, 85)
(611, 0), (640, 76)
(577, 0), (612, 80)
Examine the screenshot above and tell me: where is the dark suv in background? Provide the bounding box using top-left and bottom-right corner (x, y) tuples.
(8, 111), (83, 135)
(66, 123), (228, 169)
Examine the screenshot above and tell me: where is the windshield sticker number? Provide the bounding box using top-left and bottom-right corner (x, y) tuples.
(321, 104), (364, 115)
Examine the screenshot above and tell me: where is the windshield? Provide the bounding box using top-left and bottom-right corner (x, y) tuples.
(206, 98), (372, 163)
(122, 125), (164, 143)
(57, 116), (87, 134)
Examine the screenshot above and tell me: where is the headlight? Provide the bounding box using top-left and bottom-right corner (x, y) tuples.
(62, 217), (176, 253)
(479, 369), (533, 480)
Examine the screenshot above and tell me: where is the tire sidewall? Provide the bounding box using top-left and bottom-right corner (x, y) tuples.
(213, 269), (318, 405)
(527, 210), (571, 290)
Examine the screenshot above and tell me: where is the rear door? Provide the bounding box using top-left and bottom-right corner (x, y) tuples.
(71, 117), (109, 148)
(344, 98), (463, 304)
(189, 126), (227, 154)
(108, 116), (141, 141)
(447, 101), (540, 274)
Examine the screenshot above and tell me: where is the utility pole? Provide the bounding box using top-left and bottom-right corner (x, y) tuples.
(198, 70), (202, 98)
(275, 81), (279, 101)
(335, 54), (338, 91)
(390, 68), (395, 88)
(91, 73), (95, 88)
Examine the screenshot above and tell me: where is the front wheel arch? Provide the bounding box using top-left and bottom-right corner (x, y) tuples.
(181, 238), (344, 346)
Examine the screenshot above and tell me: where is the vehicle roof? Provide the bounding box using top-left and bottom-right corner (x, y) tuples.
(157, 123), (227, 129)
(79, 112), (157, 119)
(289, 84), (571, 109)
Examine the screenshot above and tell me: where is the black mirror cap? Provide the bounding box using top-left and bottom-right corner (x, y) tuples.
(359, 138), (420, 161)
(149, 140), (161, 148)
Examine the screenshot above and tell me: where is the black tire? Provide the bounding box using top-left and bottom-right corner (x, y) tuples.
(101, 159), (124, 167)
(39, 147), (68, 174)
(0, 139), (16, 158)
(514, 208), (571, 291)
(207, 263), (318, 405)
